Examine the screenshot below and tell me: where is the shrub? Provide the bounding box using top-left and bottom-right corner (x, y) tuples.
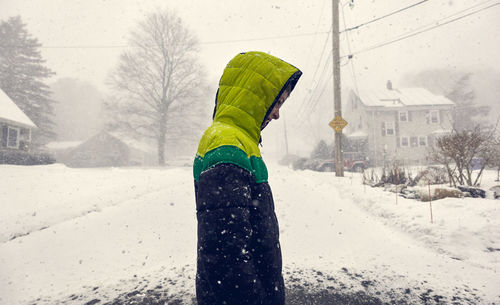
(0, 150), (55, 165)
(434, 188), (464, 200)
(432, 126), (499, 187)
(420, 187), (463, 201)
(380, 165), (407, 185)
(414, 166), (449, 186)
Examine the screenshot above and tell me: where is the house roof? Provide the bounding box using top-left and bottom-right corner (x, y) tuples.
(76, 130), (155, 154)
(347, 130), (368, 138)
(107, 131), (156, 153)
(45, 141), (83, 150)
(0, 89), (37, 128)
(355, 87), (454, 108)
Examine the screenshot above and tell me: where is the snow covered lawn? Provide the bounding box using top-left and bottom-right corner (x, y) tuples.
(1, 163), (499, 304)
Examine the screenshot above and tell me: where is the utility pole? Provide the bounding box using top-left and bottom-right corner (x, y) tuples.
(332, 0), (344, 177)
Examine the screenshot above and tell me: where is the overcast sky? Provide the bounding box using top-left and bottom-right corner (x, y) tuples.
(2, 0), (499, 87)
(1, 0), (499, 155)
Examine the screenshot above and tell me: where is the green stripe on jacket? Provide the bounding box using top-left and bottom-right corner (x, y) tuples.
(193, 145), (268, 183)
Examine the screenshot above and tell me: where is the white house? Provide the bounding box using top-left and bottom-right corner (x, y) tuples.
(344, 82), (455, 166)
(0, 89), (36, 152)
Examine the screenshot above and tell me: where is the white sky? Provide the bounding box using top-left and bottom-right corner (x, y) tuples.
(1, 0), (499, 155)
(1, 0), (499, 89)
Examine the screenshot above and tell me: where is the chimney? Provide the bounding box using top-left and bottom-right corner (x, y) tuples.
(386, 80), (393, 90)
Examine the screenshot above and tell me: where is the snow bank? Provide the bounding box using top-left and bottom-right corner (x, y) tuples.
(0, 163), (499, 304)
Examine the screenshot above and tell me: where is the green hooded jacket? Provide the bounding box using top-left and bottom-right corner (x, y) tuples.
(193, 51), (302, 183)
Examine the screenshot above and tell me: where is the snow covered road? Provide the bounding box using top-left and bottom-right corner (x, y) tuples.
(0, 164), (499, 304)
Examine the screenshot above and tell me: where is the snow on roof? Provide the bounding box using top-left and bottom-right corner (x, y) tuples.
(45, 141), (83, 150)
(347, 130), (368, 138)
(431, 129), (452, 135)
(0, 89), (37, 128)
(107, 131), (155, 153)
(356, 87), (454, 108)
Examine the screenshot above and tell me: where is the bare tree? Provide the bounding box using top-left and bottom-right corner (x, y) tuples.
(106, 10), (206, 165)
(432, 123), (499, 187)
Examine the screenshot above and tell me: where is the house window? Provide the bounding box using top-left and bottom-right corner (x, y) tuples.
(7, 127), (20, 149)
(427, 135), (434, 147)
(401, 136), (409, 147)
(398, 111), (408, 122)
(385, 122), (395, 136)
(410, 136), (418, 147)
(430, 110), (439, 124)
(419, 136), (427, 147)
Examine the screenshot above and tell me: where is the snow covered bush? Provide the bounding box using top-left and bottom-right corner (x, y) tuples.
(0, 150), (55, 165)
(379, 164), (409, 186)
(413, 166), (449, 186)
(363, 163), (414, 188)
(432, 126), (498, 187)
(433, 188), (464, 200)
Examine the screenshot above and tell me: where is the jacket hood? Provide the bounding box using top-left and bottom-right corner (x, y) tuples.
(212, 51), (302, 144)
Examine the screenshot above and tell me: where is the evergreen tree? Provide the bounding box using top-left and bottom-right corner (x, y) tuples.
(446, 73), (490, 131)
(0, 16), (56, 147)
(311, 140), (332, 159)
(402, 69), (491, 131)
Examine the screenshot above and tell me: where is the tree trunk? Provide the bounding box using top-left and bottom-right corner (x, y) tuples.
(473, 165), (486, 186)
(445, 164), (455, 187)
(158, 120), (167, 166)
(456, 163), (466, 185)
(466, 167), (473, 186)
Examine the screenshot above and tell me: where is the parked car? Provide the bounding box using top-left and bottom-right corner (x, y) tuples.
(292, 152), (368, 173)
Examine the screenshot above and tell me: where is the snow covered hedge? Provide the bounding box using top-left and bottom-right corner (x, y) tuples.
(0, 150), (55, 165)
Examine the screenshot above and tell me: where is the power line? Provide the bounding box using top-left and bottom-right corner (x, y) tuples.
(302, 0), (330, 74)
(300, 0), (498, 124)
(308, 29), (333, 87)
(309, 70), (334, 114)
(0, 31), (331, 49)
(345, 1), (500, 58)
(202, 31), (330, 45)
(341, 3), (360, 97)
(299, 48), (352, 123)
(299, 34), (355, 122)
(297, 56), (332, 123)
(300, 3), (357, 122)
(341, 0), (430, 33)
(298, 28), (354, 118)
(296, 28), (332, 116)
(301, 58), (333, 119)
(300, 0), (432, 121)
(301, 53), (352, 121)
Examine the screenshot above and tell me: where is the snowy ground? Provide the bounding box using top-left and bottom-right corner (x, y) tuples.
(0, 163), (499, 304)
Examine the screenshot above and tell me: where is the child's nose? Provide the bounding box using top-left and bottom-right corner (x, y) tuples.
(272, 109), (280, 120)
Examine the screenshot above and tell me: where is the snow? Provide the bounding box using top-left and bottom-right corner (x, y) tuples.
(44, 141), (82, 150)
(1, 163), (499, 304)
(0, 89), (36, 128)
(356, 87), (454, 107)
(346, 130), (368, 138)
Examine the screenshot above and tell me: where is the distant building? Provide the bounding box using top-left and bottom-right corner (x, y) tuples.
(52, 130), (156, 167)
(43, 140), (82, 163)
(344, 82), (455, 166)
(0, 89), (37, 152)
